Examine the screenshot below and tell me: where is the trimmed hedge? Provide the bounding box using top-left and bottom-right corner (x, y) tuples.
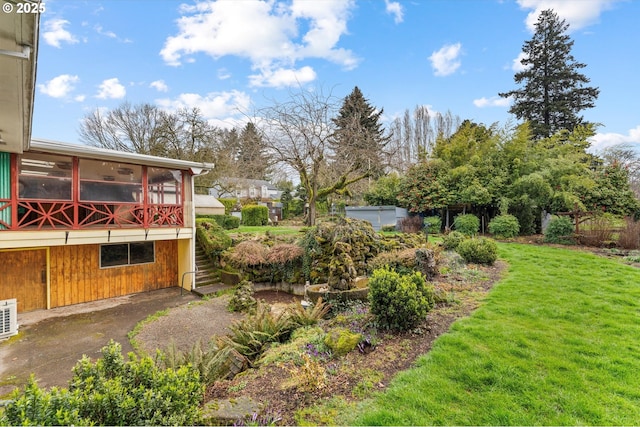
(488, 214), (520, 238)
(196, 218), (232, 259)
(218, 198), (237, 214)
(196, 214), (240, 229)
(241, 205), (269, 226)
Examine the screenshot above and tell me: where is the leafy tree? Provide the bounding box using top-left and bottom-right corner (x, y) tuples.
(397, 159), (451, 213)
(258, 87), (376, 225)
(499, 9), (599, 139)
(363, 173), (401, 206)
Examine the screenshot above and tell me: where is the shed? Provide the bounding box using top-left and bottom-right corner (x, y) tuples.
(345, 206), (408, 231)
(194, 194), (225, 216)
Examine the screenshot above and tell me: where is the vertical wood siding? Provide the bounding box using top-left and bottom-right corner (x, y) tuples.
(49, 240), (178, 308)
(0, 249), (47, 312)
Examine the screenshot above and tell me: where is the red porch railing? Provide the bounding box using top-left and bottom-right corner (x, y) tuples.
(0, 198), (184, 230)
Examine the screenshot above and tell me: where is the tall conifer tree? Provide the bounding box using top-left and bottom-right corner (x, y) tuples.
(500, 9), (599, 139)
(330, 86), (389, 178)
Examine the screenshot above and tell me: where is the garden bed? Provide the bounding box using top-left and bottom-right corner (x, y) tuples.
(204, 260), (506, 425)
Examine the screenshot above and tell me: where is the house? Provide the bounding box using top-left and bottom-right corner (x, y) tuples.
(209, 178), (282, 200)
(0, 11), (214, 314)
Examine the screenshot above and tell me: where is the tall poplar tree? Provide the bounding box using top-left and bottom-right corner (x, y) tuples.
(499, 9), (599, 139)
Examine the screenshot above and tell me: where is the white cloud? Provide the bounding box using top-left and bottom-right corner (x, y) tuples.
(589, 125), (640, 152)
(96, 78), (126, 99)
(473, 96), (511, 108)
(95, 24), (133, 43)
(150, 80), (169, 92)
(385, 0), (404, 24)
(249, 66), (317, 88)
(218, 68), (232, 80)
(74, 95), (86, 102)
(38, 74), (79, 98)
(160, 0), (357, 87)
(511, 52), (530, 72)
(42, 19), (78, 48)
(156, 90), (252, 122)
(517, 0), (619, 32)
(429, 43), (462, 76)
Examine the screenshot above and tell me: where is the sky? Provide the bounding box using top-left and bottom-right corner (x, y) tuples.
(30, 0), (640, 155)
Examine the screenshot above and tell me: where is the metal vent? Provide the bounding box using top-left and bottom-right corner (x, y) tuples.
(0, 299), (18, 339)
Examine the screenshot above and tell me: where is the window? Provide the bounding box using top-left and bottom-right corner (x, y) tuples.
(148, 167), (181, 204)
(19, 153), (72, 200)
(100, 242), (155, 268)
(80, 159), (142, 202)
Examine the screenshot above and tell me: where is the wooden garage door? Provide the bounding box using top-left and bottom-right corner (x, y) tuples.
(0, 249), (47, 313)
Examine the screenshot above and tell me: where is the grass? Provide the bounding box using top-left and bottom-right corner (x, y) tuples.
(341, 243), (640, 425)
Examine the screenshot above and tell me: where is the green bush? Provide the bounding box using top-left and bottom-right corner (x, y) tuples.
(196, 218), (232, 259)
(367, 248), (417, 275)
(241, 205), (269, 226)
(218, 198), (237, 214)
(424, 215), (442, 234)
(200, 214), (240, 229)
(456, 237), (498, 265)
(368, 268), (435, 331)
(544, 216), (575, 244)
(488, 214), (520, 238)
(1, 341), (203, 426)
(441, 230), (466, 250)
(453, 213), (480, 236)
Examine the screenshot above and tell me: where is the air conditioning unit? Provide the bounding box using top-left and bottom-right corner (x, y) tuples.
(0, 299), (18, 339)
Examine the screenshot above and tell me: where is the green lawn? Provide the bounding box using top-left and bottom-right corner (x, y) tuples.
(342, 243), (640, 425)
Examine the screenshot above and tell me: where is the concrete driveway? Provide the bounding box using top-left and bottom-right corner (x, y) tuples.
(0, 287), (198, 397)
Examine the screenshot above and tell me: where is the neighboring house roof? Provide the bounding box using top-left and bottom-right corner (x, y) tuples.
(194, 194), (225, 209)
(30, 138), (214, 174)
(0, 10), (39, 154)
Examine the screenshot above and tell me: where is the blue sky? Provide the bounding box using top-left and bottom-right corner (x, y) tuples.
(31, 0), (639, 154)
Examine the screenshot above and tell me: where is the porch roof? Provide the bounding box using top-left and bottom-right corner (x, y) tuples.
(30, 138), (214, 175)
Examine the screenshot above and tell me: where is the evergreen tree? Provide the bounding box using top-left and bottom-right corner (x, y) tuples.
(236, 122), (272, 180)
(330, 86), (389, 178)
(499, 9), (599, 139)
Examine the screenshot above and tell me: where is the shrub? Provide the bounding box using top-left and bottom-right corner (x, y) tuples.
(544, 216), (575, 244)
(226, 241), (269, 267)
(400, 215), (424, 233)
(618, 216), (640, 249)
(196, 214), (240, 229)
(218, 198), (237, 214)
(223, 303), (295, 364)
(424, 215), (442, 234)
(368, 268), (435, 331)
(158, 339), (248, 384)
(1, 341), (204, 426)
(196, 218), (232, 259)
(441, 230), (466, 250)
(488, 214), (520, 239)
(367, 248), (417, 275)
(242, 205), (269, 226)
(453, 213), (480, 236)
(456, 237), (498, 265)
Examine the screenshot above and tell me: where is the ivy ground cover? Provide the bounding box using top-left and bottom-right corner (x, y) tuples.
(344, 243), (640, 425)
